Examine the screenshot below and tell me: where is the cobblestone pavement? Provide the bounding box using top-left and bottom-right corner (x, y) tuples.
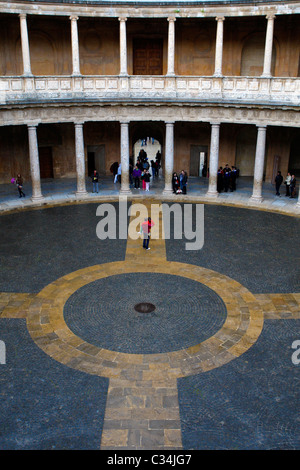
(0, 197), (299, 450)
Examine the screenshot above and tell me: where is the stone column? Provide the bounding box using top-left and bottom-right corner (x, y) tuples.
(27, 125), (44, 202)
(74, 123), (87, 196)
(19, 14), (32, 76)
(214, 17), (225, 77)
(262, 14), (275, 78)
(250, 126), (267, 202)
(119, 18), (128, 76)
(206, 123), (220, 197)
(167, 17), (176, 76)
(120, 121), (131, 194)
(163, 122), (175, 194)
(70, 16), (81, 76)
(296, 185), (300, 208)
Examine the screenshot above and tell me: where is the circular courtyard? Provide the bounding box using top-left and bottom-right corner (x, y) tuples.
(0, 200), (299, 450)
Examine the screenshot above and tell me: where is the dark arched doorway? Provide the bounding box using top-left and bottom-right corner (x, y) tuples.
(130, 121), (164, 170)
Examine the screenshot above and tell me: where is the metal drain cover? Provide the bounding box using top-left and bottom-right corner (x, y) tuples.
(134, 302), (156, 313)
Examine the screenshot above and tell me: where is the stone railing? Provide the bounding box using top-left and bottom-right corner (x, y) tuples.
(0, 75), (299, 107)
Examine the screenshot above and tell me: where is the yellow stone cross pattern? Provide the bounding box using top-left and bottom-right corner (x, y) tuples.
(1, 200), (299, 450)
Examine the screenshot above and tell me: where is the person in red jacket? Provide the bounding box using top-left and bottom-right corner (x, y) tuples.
(141, 217), (154, 250)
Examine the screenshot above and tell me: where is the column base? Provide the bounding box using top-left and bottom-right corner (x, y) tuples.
(296, 201), (300, 208)
(119, 188), (132, 195)
(206, 190), (219, 198)
(249, 195), (263, 203)
(162, 188), (175, 196)
(75, 190), (88, 198)
(31, 195), (45, 203)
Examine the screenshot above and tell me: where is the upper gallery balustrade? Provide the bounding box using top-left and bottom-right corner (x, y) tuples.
(0, 75), (299, 107)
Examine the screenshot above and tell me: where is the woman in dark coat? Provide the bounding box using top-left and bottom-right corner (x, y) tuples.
(16, 174), (25, 198)
(180, 170), (188, 194)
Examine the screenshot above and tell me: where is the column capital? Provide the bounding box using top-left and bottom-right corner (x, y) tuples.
(210, 122), (221, 127)
(19, 13), (27, 20)
(118, 17), (127, 22)
(165, 121), (175, 126)
(256, 125), (267, 129)
(120, 120), (130, 125)
(70, 15), (79, 21)
(266, 13), (276, 21)
(168, 17), (176, 23)
(74, 121), (84, 127)
(216, 16), (225, 22)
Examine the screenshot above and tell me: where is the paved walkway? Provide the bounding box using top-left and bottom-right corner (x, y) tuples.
(0, 185), (299, 450)
(1, 175), (299, 216)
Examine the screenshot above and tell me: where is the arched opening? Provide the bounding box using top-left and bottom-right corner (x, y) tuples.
(130, 122), (164, 174)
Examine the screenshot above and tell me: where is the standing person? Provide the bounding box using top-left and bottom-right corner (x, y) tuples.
(141, 217), (155, 250)
(155, 159), (159, 177)
(275, 171), (283, 196)
(110, 162), (119, 182)
(144, 169), (151, 191)
(141, 170), (146, 191)
(16, 174), (25, 198)
(132, 165), (141, 189)
(156, 150), (161, 166)
(230, 166), (237, 191)
(150, 160), (156, 179)
(290, 174), (297, 198)
(284, 172), (291, 197)
(223, 164), (231, 192)
(155, 151), (161, 177)
(129, 162), (133, 188)
(217, 167), (224, 193)
(114, 163), (121, 184)
(172, 172), (179, 193)
(180, 170), (188, 194)
(91, 169), (99, 193)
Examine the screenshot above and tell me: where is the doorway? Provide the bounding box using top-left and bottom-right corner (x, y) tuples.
(190, 145), (208, 176)
(39, 147), (53, 179)
(87, 145), (105, 176)
(133, 38), (163, 75)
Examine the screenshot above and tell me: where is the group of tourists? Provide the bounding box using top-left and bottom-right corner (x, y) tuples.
(172, 170), (188, 194)
(10, 164), (298, 201)
(275, 171), (297, 198)
(136, 149), (161, 178)
(217, 165), (239, 193)
(132, 166), (152, 190)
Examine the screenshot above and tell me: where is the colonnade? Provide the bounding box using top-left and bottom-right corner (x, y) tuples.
(24, 121), (300, 208)
(17, 12), (276, 79)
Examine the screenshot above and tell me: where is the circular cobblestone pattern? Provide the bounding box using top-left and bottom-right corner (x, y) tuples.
(63, 272), (227, 354)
